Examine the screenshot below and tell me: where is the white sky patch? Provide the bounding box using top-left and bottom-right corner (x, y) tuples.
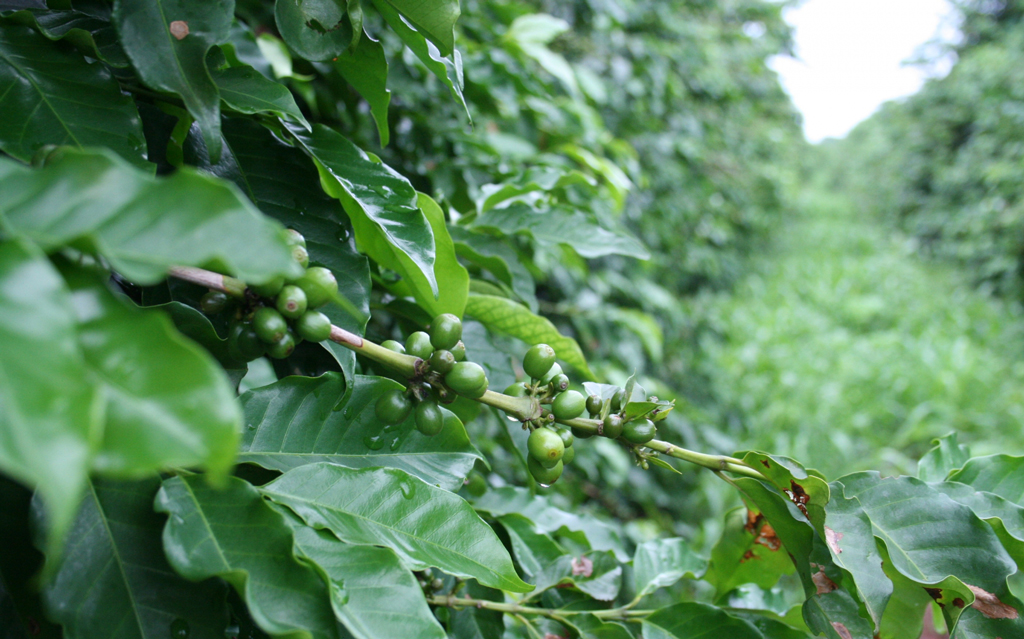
(770, 0), (958, 143)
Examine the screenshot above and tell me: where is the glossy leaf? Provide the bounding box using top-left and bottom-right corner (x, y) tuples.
(932, 480), (1024, 562)
(0, 241), (98, 555)
(155, 475), (342, 639)
(184, 117), (370, 378)
(62, 266), (240, 478)
(0, 148), (302, 286)
(377, 0), (458, 56)
(369, 0), (467, 115)
(333, 33), (390, 146)
(569, 614), (633, 639)
(211, 65), (309, 128)
(288, 124), (439, 298)
(949, 454), (1024, 504)
(641, 602), (763, 639)
(917, 433), (971, 482)
(277, 507), (447, 639)
(0, 24), (147, 169)
(112, 0), (232, 161)
(633, 538), (706, 599)
(0, 8), (129, 67)
(531, 550), (622, 601)
(474, 203), (649, 260)
(497, 513), (565, 580)
(739, 452), (830, 531)
(155, 301), (248, 378)
(450, 227), (537, 311)
(464, 293), (594, 379)
(43, 478), (228, 639)
(384, 193), (468, 317)
(260, 463), (533, 593)
(239, 373), (482, 491)
(274, 0), (356, 61)
(705, 507), (794, 599)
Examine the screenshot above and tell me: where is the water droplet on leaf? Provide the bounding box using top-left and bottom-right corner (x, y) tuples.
(363, 435), (385, 450)
(170, 618), (189, 639)
(330, 580), (349, 605)
(399, 479), (415, 499)
(389, 436), (402, 451)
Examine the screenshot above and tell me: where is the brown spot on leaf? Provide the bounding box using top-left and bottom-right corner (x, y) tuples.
(761, 459), (771, 468)
(745, 509), (760, 534)
(825, 526), (843, 555)
(169, 20), (189, 39)
(753, 522), (781, 551)
(788, 480), (811, 517)
(968, 584), (1019, 619)
(741, 549), (757, 562)
(953, 598), (965, 608)
(811, 563), (837, 594)
(924, 587), (944, 607)
(571, 556), (593, 578)
(831, 623), (852, 639)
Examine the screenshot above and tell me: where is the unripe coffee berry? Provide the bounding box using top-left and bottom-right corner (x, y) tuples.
(375, 389), (413, 425)
(250, 276), (284, 298)
(292, 244), (310, 268)
(561, 444), (575, 465)
(254, 307), (288, 344)
(381, 340), (406, 354)
(555, 427), (574, 448)
(551, 390), (586, 420)
(622, 418), (656, 444)
(276, 285), (308, 319)
(284, 228), (306, 247)
(296, 267), (337, 308)
(200, 290), (229, 314)
(504, 382), (528, 397)
(296, 310), (331, 342)
(551, 374), (570, 392)
(528, 427), (564, 467)
(266, 331), (296, 359)
(450, 341), (466, 361)
(430, 313), (462, 350)
(415, 400), (444, 436)
(539, 362), (562, 385)
(523, 344), (556, 380)
(228, 322), (264, 362)
(602, 414), (624, 439)
(585, 394), (602, 415)
(429, 349), (456, 375)
(528, 457), (563, 485)
(405, 331), (434, 359)
(610, 387), (627, 412)
(445, 362), (488, 398)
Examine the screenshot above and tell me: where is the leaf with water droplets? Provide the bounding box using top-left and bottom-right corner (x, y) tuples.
(261, 463), (532, 593)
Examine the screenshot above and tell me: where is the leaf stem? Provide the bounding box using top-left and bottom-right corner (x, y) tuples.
(427, 594), (653, 623)
(166, 265), (764, 480)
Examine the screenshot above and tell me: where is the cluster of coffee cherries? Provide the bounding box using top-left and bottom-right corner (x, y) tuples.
(373, 313), (481, 437)
(506, 343), (660, 484)
(199, 229), (339, 361)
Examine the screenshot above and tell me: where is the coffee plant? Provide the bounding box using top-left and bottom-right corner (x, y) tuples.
(1, 1), (1024, 639)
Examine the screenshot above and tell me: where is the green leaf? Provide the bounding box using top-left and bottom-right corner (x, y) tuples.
(705, 507), (794, 599)
(450, 227), (537, 311)
(477, 169), (596, 213)
(333, 33), (390, 146)
(277, 507), (447, 639)
(0, 7), (129, 67)
(918, 433), (971, 482)
(61, 265), (240, 478)
(0, 148), (302, 286)
(0, 240), (99, 556)
(184, 117), (370, 379)
(375, 0), (458, 56)
(932, 480), (1024, 562)
(802, 589), (874, 639)
(42, 478), (228, 639)
(288, 124), (439, 298)
(260, 463), (533, 593)
(274, 0), (356, 61)
(474, 203), (649, 260)
(211, 65), (309, 128)
(949, 454), (1024, 504)
(530, 550), (622, 601)
(239, 373), (482, 491)
(497, 513), (565, 580)
(0, 24), (148, 170)
(633, 538), (706, 599)
(368, 0), (467, 117)
(641, 602), (764, 639)
(155, 475), (342, 639)
(568, 614), (633, 639)
(503, 14), (578, 97)
(155, 301), (248, 377)
(448, 582), (504, 639)
(112, 0), (232, 162)
(464, 293), (594, 379)
(739, 452), (830, 531)
(385, 193), (468, 317)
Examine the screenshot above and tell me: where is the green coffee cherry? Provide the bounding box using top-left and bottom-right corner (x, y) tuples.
(622, 418), (656, 444)
(610, 387), (627, 412)
(464, 472), (487, 496)
(292, 244), (310, 268)
(284, 228), (306, 247)
(228, 322), (264, 362)
(450, 341), (466, 361)
(296, 310), (332, 342)
(551, 374), (570, 393)
(552, 390), (586, 420)
(528, 457), (563, 485)
(429, 349), (456, 375)
(375, 389), (413, 425)
(445, 362), (488, 398)
(381, 340), (406, 354)
(250, 276), (285, 298)
(296, 267), (337, 308)
(586, 394), (602, 415)
(276, 285), (308, 319)
(200, 290), (229, 315)
(571, 424), (595, 439)
(602, 414), (624, 439)
(254, 307), (288, 344)
(561, 445), (575, 465)
(406, 331), (434, 359)
(415, 401), (444, 436)
(528, 427), (564, 467)
(523, 344), (556, 380)
(266, 331), (296, 360)
(430, 313), (462, 350)
(539, 362), (563, 385)
(555, 427), (574, 449)
(504, 382), (529, 397)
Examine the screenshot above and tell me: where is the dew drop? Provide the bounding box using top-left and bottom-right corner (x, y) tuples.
(389, 436), (402, 451)
(363, 434), (386, 450)
(170, 618), (190, 639)
(336, 228), (350, 242)
(246, 423), (256, 430)
(343, 408), (355, 419)
(330, 580), (349, 605)
(537, 483), (551, 489)
(399, 479), (415, 499)
(382, 422), (398, 432)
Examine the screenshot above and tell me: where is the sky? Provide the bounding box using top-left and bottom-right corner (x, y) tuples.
(770, 0), (959, 143)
